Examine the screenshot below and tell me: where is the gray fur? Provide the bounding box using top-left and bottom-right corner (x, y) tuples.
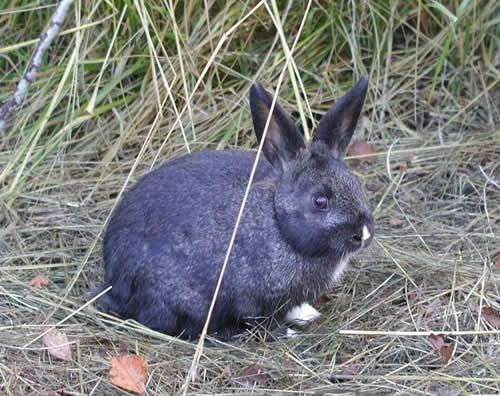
(100, 78), (374, 340)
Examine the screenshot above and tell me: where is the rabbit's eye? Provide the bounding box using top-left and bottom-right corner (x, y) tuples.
(312, 194), (329, 210)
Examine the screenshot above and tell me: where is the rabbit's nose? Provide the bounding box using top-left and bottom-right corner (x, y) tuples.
(351, 232), (362, 247)
(352, 225), (373, 249)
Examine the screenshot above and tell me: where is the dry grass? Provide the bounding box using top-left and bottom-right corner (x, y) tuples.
(1, 0), (499, 394)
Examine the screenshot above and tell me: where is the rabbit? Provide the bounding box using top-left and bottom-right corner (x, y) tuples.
(100, 77), (374, 340)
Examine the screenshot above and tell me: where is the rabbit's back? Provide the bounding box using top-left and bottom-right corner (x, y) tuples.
(102, 150), (280, 338)
(104, 150), (269, 259)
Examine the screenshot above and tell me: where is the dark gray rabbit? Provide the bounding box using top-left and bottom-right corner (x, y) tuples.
(100, 78), (374, 340)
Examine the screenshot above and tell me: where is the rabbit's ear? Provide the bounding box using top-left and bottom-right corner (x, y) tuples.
(313, 77), (368, 157)
(250, 83), (305, 172)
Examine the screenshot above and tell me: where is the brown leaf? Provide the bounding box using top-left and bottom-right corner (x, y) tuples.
(110, 354), (147, 395)
(316, 294), (332, 305)
(235, 363), (268, 386)
(428, 334), (446, 351)
(429, 334), (454, 365)
(481, 306), (500, 328)
(440, 344), (454, 365)
(29, 275), (49, 289)
(346, 141), (377, 163)
(388, 217), (404, 227)
(43, 329), (72, 361)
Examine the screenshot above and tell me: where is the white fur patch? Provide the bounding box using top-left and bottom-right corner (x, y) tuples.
(285, 302), (321, 326)
(362, 225), (371, 241)
(331, 255), (351, 283)
(285, 328), (298, 338)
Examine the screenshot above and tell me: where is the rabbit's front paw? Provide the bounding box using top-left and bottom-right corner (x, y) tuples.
(285, 302), (321, 326)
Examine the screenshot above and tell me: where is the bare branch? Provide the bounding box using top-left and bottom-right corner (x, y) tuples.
(0, 0), (74, 134)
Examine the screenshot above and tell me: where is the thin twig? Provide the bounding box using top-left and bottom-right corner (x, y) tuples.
(0, 0), (74, 134)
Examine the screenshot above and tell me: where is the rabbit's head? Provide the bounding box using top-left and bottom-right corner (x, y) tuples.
(250, 78), (373, 259)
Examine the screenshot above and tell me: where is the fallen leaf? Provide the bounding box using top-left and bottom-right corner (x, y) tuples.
(389, 217), (404, 227)
(316, 294), (332, 305)
(481, 306), (500, 328)
(346, 141), (377, 163)
(29, 275), (49, 289)
(235, 363), (268, 386)
(43, 329), (72, 361)
(428, 334), (446, 351)
(110, 354), (147, 395)
(429, 334), (454, 365)
(440, 344), (454, 365)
